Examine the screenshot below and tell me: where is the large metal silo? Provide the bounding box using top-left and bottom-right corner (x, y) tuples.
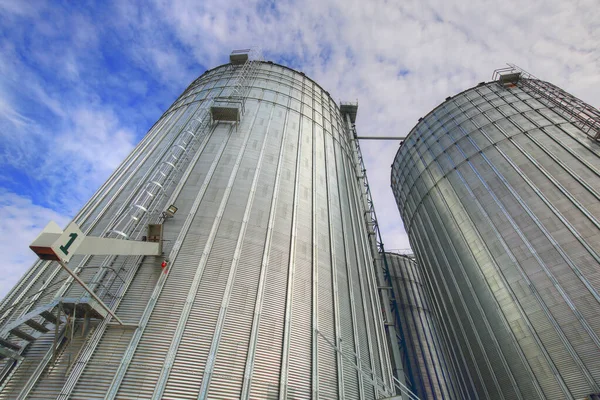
(391, 66), (600, 399)
(0, 51), (396, 399)
(385, 252), (461, 400)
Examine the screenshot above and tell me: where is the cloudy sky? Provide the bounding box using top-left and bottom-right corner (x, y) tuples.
(0, 0), (598, 298)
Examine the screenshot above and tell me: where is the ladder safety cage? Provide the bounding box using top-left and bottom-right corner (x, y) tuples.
(493, 64), (600, 142)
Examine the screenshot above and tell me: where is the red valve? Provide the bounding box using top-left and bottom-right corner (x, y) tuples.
(161, 260), (167, 268)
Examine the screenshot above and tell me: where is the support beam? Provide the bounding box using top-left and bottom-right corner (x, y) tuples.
(56, 260), (124, 325)
(31, 227), (161, 259)
(356, 136), (406, 140)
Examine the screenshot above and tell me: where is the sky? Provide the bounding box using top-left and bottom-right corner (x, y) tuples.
(0, 0), (598, 298)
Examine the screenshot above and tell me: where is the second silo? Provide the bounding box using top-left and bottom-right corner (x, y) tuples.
(391, 67), (600, 399)
(385, 252), (461, 400)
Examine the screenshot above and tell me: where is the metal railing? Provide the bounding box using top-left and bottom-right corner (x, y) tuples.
(493, 64), (600, 142)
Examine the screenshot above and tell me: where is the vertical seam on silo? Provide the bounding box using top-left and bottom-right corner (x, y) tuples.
(395, 140), (475, 398)
(152, 111), (259, 399)
(311, 108), (319, 399)
(420, 113), (526, 399)
(198, 103), (275, 399)
(278, 87), (305, 400)
(405, 233), (471, 399)
(417, 199), (503, 400)
(240, 93), (292, 400)
(438, 97), (568, 394)
(405, 253), (455, 399)
(408, 226), (473, 400)
(323, 129), (345, 399)
(436, 158), (572, 396)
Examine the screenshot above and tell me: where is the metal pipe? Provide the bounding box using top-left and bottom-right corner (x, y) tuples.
(356, 136), (406, 140)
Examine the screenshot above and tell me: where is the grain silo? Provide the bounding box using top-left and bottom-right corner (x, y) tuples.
(0, 50), (402, 399)
(385, 252), (461, 400)
(391, 65), (600, 399)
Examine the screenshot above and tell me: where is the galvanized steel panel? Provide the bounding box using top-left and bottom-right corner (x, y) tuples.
(0, 61), (393, 399)
(391, 80), (600, 399)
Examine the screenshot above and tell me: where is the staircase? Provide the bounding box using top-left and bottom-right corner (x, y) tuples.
(0, 298), (108, 361)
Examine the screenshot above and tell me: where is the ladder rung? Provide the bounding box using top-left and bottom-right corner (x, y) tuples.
(10, 328), (35, 342)
(24, 319), (50, 333)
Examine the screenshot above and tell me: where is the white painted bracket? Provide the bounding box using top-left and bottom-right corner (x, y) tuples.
(30, 221), (161, 262)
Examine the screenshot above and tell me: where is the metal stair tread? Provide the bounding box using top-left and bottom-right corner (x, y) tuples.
(9, 328), (36, 342)
(23, 319), (50, 333)
(0, 338), (21, 351)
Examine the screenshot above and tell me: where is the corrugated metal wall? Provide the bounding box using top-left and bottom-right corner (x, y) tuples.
(385, 252), (461, 400)
(0, 61), (394, 399)
(391, 79), (600, 399)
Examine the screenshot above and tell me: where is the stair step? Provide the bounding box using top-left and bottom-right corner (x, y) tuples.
(10, 328), (36, 342)
(24, 319), (50, 333)
(40, 311), (58, 324)
(0, 338), (21, 351)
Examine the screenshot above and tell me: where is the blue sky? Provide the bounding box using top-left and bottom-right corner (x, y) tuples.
(1, 0), (598, 297)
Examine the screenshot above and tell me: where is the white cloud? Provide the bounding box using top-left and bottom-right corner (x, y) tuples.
(0, 191), (70, 298)
(150, 0), (599, 252)
(0, 96), (32, 128)
(0, 5), (141, 300)
(59, 107), (136, 174)
(0, 0), (598, 298)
